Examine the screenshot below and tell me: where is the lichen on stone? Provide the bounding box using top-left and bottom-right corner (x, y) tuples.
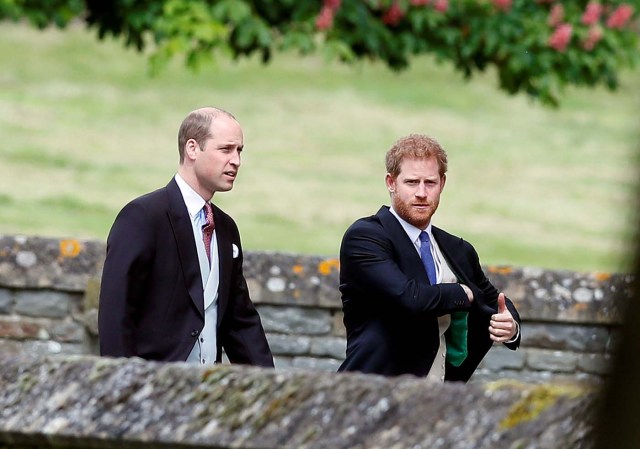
(496, 382), (587, 429)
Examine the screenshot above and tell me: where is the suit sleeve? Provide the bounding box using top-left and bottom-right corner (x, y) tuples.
(98, 201), (154, 357)
(340, 221), (472, 315)
(219, 235), (274, 367)
(462, 241), (522, 350)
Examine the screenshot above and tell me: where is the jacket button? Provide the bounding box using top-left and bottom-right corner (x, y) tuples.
(191, 330), (199, 337)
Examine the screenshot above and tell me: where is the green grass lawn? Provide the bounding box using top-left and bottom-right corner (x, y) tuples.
(0, 22), (638, 273)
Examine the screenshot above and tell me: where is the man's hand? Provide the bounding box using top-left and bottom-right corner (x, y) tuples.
(489, 293), (517, 342)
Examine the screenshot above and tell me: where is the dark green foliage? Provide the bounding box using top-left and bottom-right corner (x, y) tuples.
(1, 0), (638, 106)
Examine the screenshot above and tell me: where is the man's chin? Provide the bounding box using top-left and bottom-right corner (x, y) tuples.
(398, 214), (426, 229)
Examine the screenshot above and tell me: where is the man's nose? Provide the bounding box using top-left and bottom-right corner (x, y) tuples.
(230, 150), (241, 166)
(415, 183), (427, 197)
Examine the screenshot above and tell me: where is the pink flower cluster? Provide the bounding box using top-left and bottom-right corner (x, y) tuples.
(548, 3), (564, 27)
(316, 0), (636, 46)
(382, 1), (404, 25)
(583, 25), (603, 50)
(606, 4), (634, 29)
(383, 0), (448, 26)
(492, 0), (513, 13)
(548, 23), (573, 52)
(433, 0), (449, 13)
(315, 0), (342, 31)
(547, 1), (635, 52)
(576, 2), (603, 51)
(579, 2), (635, 30)
(409, 0), (448, 12)
(581, 2), (603, 25)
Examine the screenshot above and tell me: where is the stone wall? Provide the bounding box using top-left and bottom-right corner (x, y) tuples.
(0, 234), (634, 383)
(0, 353), (597, 449)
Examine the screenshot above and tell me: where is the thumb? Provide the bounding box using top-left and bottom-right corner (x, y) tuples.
(497, 293), (507, 314)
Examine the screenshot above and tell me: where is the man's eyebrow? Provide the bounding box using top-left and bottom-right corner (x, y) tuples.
(218, 142), (243, 149)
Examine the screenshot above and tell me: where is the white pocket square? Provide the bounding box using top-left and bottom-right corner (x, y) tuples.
(232, 244), (239, 258)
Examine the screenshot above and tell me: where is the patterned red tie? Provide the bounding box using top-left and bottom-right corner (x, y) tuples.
(202, 202), (215, 264)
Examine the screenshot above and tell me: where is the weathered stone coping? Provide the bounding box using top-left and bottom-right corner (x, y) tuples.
(0, 354), (595, 449)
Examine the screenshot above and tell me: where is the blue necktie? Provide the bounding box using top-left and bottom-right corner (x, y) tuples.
(419, 231), (437, 285)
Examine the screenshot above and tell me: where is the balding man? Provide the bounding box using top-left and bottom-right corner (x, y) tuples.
(99, 107), (273, 367)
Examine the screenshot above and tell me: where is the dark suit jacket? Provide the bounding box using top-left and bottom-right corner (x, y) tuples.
(98, 178), (273, 367)
(337, 206), (520, 381)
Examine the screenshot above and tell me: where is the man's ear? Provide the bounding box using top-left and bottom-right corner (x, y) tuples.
(441, 174), (446, 190)
(385, 173), (396, 193)
(184, 139), (199, 161)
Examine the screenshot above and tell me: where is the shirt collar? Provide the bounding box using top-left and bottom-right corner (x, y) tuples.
(174, 173), (208, 220)
(389, 206), (433, 245)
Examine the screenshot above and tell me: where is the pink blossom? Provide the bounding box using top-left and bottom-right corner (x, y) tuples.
(582, 25), (603, 50)
(316, 5), (334, 30)
(581, 2), (603, 25)
(382, 1), (404, 26)
(606, 4), (634, 29)
(548, 23), (573, 52)
(492, 0), (512, 12)
(411, 0), (431, 5)
(548, 3), (564, 27)
(324, 0), (341, 9)
(433, 0), (449, 13)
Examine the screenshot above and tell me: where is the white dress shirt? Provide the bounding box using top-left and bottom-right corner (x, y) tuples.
(175, 173), (219, 365)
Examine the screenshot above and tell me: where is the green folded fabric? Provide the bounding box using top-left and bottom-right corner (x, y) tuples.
(445, 311), (468, 367)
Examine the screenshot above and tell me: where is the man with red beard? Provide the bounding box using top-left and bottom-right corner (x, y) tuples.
(337, 134), (520, 381)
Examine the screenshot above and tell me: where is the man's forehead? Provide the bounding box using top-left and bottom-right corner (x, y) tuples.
(398, 172), (440, 180)
(398, 159), (439, 174)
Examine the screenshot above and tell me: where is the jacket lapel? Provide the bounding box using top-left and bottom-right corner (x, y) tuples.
(432, 226), (494, 315)
(166, 179), (205, 318)
(431, 227), (468, 282)
(376, 206), (430, 283)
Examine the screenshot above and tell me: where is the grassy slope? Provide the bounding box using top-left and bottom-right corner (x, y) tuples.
(0, 23), (638, 272)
